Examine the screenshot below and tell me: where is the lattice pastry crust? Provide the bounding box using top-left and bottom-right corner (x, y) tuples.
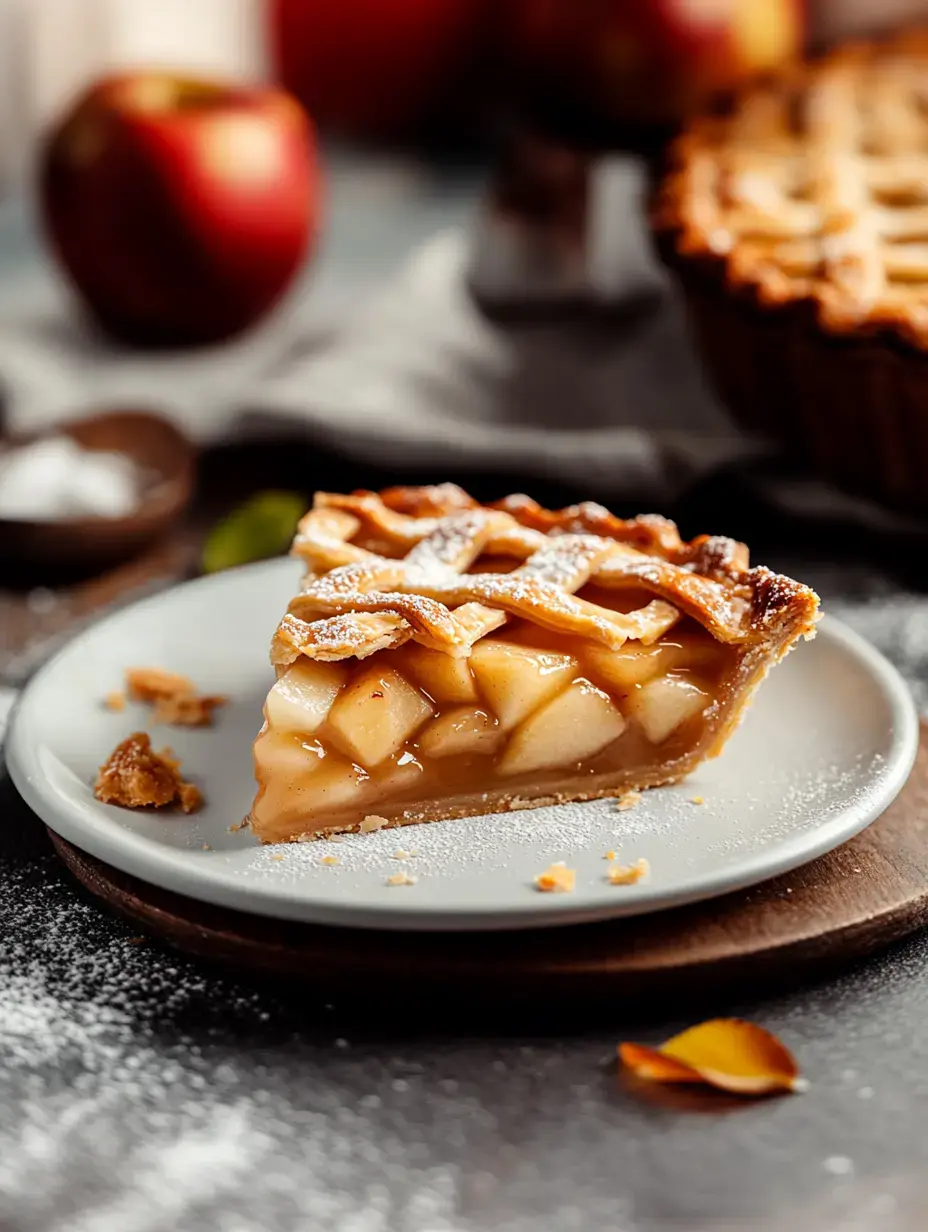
(655, 31), (928, 347)
(273, 485), (816, 665)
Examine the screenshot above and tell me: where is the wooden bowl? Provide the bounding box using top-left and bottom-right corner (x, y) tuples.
(0, 410), (195, 575)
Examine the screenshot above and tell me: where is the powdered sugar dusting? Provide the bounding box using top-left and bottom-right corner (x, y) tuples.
(0, 860), (276, 1229)
(242, 792), (678, 887)
(0, 842), (463, 1231)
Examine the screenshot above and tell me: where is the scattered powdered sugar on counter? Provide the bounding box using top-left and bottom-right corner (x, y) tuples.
(1, 865), (271, 1228)
(0, 852), (463, 1232)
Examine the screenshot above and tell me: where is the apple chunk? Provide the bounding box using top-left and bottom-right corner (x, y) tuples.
(585, 642), (670, 691)
(254, 756), (370, 839)
(377, 750), (426, 798)
(627, 673), (711, 744)
(308, 760), (371, 812)
(499, 678), (626, 777)
(399, 643), (478, 704)
(265, 659), (346, 734)
(586, 635), (725, 693)
(327, 665), (433, 767)
(253, 729), (326, 779)
(418, 707), (503, 759)
(470, 640), (577, 731)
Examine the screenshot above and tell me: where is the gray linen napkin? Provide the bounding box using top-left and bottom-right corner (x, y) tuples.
(236, 228), (759, 501)
(0, 222), (757, 505)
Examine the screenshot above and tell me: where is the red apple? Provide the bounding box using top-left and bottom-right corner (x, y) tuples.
(504, 0), (804, 130)
(40, 74), (320, 347)
(272, 0), (488, 141)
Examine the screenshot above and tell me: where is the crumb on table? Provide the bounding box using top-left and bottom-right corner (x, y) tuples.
(320, 855), (340, 866)
(690, 795), (705, 806)
(104, 691), (126, 713)
(534, 862), (576, 893)
(124, 666), (227, 728)
(93, 732), (203, 814)
(606, 858), (650, 886)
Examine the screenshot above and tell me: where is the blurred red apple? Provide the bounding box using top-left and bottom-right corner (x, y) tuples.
(505, 0), (804, 131)
(40, 74), (319, 347)
(272, 0), (488, 141)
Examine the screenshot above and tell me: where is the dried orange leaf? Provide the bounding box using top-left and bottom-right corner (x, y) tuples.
(619, 1018), (803, 1096)
(618, 1043), (704, 1084)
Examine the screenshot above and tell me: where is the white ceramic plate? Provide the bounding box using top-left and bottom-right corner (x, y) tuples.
(5, 559), (919, 932)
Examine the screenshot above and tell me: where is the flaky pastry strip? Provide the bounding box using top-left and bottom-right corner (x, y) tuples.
(272, 485), (816, 664)
(289, 583), (682, 654)
(272, 612), (412, 665)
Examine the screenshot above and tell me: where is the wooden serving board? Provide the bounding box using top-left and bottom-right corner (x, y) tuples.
(49, 723), (928, 1007)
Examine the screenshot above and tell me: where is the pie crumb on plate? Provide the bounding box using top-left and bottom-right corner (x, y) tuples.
(606, 859), (650, 887)
(94, 732), (203, 814)
(123, 666), (227, 728)
(534, 862), (577, 893)
(386, 871), (418, 887)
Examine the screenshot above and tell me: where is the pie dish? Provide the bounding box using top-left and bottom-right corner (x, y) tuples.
(653, 31), (928, 514)
(249, 484), (819, 843)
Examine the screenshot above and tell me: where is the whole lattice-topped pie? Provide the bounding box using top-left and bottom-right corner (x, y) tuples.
(249, 485), (819, 842)
(652, 31), (928, 514)
(656, 31), (928, 344)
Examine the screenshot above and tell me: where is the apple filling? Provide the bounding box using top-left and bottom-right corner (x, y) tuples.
(250, 615), (736, 842)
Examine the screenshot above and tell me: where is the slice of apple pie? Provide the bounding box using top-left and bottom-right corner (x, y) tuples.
(250, 485), (819, 842)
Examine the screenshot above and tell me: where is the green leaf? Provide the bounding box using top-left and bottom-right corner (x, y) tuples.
(202, 491), (307, 574)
